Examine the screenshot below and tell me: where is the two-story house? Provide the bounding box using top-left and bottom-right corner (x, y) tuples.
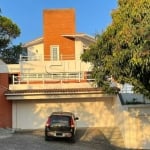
(0, 9), (115, 129)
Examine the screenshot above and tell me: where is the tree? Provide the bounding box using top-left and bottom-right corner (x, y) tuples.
(81, 0), (150, 98)
(1, 44), (27, 64)
(0, 12), (22, 63)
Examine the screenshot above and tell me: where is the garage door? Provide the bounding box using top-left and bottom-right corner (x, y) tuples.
(12, 98), (115, 129)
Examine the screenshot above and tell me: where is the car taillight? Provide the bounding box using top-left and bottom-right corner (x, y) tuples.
(46, 117), (51, 127)
(70, 118), (74, 127)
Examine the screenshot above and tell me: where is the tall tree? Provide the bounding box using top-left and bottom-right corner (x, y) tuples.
(81, 0), (150, 98)
(1, 44), (26, 64)
(0, 12), (22, 63)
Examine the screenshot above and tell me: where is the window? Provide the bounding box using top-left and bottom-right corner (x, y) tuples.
(50, 45), (59, 61)
(51, 115), (70, 127)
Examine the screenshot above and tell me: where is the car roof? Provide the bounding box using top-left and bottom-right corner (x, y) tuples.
(50, 112), (74, 117)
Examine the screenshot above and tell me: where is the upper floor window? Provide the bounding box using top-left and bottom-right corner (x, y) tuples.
(50, 45), (59, 61)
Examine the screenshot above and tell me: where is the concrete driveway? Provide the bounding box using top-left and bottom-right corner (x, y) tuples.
(0, 128), (127, 150)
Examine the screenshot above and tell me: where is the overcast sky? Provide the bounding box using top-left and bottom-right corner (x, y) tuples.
(0, 0), (117, 44)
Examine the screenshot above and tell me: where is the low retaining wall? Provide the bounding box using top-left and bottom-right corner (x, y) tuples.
(114, 95), (150, 149)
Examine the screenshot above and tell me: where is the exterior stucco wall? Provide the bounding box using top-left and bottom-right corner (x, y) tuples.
(12, 97), (115, 129)
(9, 83), (93, 90)
(27, 43), (44, 60)
(114, 95), (150, 149)
(7, 64), (20, 73)
(16, 60), (92, 74)
(75, 38), (83, 60)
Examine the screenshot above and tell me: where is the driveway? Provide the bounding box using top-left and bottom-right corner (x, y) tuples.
(0, 128), (127, 150)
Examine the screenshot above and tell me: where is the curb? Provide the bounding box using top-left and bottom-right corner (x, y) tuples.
(0, 128), (15, 139)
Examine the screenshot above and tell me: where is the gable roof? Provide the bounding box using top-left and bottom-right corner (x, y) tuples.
(61, 33), (95, 43)
(23, 33), (95, 48)
(23, 37), (43, 47)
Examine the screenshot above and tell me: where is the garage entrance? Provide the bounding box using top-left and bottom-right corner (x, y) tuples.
(12, 97), (115, 129)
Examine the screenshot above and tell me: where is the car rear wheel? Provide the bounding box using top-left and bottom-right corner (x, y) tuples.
(45, 132), (49, 141)
(45, 129), (50, 141)
(69, 134), (76, 143)
(45, 135), (49, 141)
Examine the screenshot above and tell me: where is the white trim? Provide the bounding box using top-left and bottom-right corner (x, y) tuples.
(23, 37), (43, 47)
(50, 45), (60, 61)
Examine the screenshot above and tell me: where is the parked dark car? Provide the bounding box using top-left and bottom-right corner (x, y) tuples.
(45, 112), (79, 142)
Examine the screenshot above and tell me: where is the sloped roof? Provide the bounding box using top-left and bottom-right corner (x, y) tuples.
(0, 59), (8, 73)
(23, 37), (43, 47)
(4, 88), (111, 101)
(61, 33), (95, 43)
(5, 88), (102, 95)
(23, 33), (95, 48)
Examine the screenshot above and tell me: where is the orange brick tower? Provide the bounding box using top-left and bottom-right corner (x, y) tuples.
(43, 8), (76, 60)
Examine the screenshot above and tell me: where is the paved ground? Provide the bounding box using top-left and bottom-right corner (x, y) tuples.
(0, 128), (15, 139)
(0, 128), (127, 150)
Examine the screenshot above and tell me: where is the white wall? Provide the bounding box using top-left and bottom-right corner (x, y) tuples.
(19, 60), (92, 74)
(9, 82), (93, 90)
(27, 43), (44, 61)
(114, 95), (150, 149)
(12, 97), (115, 129)
(75, 38), (83, 60)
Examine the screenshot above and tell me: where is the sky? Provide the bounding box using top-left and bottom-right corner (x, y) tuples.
(0, 0), (117, 45)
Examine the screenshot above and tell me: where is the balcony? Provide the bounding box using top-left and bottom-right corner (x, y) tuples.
(18, 54), (93, 74)
(20, 54), (76, 62)
(7, 54), (95, 90)
(9, 72), (95, 90)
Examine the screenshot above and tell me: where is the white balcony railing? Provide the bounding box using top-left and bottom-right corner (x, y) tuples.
(11, 72), (94, 85)
(20, 54), (76, 62)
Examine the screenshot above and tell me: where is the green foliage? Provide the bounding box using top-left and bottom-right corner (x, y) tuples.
(0, 12), (23, 63)
(1, 44), (27, 64)
(81, 0), (150, 98)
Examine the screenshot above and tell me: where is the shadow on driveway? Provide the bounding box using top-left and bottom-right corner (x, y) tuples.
(15, 127), (140, 150)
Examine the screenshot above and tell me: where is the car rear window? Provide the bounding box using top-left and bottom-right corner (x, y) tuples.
(50, 115), (70, 127)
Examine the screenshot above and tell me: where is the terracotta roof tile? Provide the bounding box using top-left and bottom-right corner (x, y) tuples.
(5, 88), (103, 95)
